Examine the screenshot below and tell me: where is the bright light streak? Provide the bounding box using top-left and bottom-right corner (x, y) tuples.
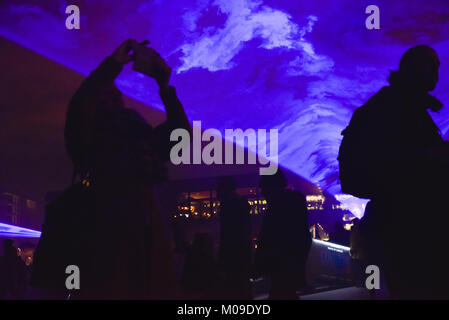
(0, 222), (41, 238)
(313, 238), (350, 252)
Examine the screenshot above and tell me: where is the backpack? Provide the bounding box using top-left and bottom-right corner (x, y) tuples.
(30, 182), (96, 294)
(338, 107), (379, 199)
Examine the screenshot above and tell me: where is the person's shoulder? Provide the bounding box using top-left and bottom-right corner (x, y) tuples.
(352, 87), (390, 115)
(365, 86), (393, 105)
(346, 86), (394, 132)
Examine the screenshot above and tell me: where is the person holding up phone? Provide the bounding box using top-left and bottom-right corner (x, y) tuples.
(64, 40), (190, 299)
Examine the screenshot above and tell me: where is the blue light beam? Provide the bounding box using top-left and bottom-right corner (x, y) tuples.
(0, 222), (42, 238)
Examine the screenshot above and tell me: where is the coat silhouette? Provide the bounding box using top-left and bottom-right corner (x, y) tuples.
(255, 170), (311, 299)
(217, 176), (252, 299)
(340, 45), (449, 299)
(33, 40), (190, 299)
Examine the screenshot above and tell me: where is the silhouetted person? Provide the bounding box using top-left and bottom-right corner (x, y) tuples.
(181, 233), (218, 298)
(0, 239), (28, 299)
(329, 221), (350, 247)
(216, 176), (252, 299)
(339, 45), (449, 299)
(255, 169), (311, 299)
(33, 40), (190, 299)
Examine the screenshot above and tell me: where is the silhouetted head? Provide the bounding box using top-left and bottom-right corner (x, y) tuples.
(217, 176), (237, 200)
(259, 169), (287, 200)
(389, 45), (440, 92)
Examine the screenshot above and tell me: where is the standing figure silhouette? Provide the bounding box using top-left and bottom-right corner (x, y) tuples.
(339, 45), (449, 299)
(53, 40), (189, 299)
(255, 170), (311, 300)
(217, 176), (252, 299)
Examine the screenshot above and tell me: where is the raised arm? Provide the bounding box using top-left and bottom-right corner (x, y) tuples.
(65, 40), (137, 175)
(130, 42), (191, 160)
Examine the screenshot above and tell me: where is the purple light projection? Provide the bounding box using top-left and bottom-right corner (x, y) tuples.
(1, 0), (449, 217)
(0, 222), (41, 238)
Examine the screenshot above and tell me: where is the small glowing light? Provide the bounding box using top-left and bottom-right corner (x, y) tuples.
(81, 179), (91, 188)
(343, 223), (353, 231)
(306, 195), (325, 202)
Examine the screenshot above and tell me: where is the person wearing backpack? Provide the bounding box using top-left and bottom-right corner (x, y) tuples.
(338, 45), (449, 299)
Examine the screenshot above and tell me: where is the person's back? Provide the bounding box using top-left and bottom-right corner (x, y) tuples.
(217, 177), (252, 299)
(339, 45), (449, 298)
(339, 84), (443, 201)
(181, 233), (218, 298)
(260, 189), (310, 270)
(256, 170), (311, 299)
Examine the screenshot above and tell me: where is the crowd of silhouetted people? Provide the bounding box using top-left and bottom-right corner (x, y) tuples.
(179, 172), (311, 300)
(2, 41), (449, 300)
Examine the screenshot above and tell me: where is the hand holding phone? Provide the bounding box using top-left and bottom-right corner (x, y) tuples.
(112, 39), (138, 65)
(132, 41), (172, 89)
